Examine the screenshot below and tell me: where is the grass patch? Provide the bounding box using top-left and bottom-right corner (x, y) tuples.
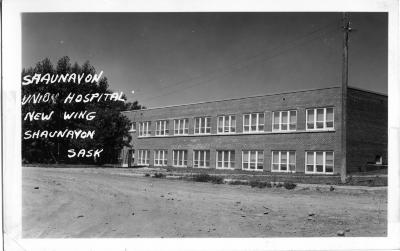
(228, 180), (248, 185)
(167, 166), (387, 187)
(283, 182), (297, 190)
(192, 174), (224, 184)
(344, 175), (387, 186)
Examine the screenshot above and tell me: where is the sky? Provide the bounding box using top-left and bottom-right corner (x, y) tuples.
(22, 12), (388, 108)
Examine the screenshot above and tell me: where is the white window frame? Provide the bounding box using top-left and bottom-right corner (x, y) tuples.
(154, 150), (168, 166)
(216, 150), (235, 169)
(173, 119), (189, 135)
(193, 150), (211, 168)
(271, 151), (296, 173)
(242, 150), (264, 171)
(155, 120), (169, 136)
(272, 110), (297, 132)
(194, 117), (211, 135)
(217, 115), (236, 134)
(138, 149), (150, 166)
(173, 150), (188, 167)
(306, 107), (334, 131)
(305, 151), (334, 174)
(138, 122), (151, 137)
(243, 113), (264, 133)
(129, 122), (136, 132)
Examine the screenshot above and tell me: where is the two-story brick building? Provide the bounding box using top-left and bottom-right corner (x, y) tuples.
(120, 86), (387, 176)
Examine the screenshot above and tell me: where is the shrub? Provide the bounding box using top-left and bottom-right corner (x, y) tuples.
(210, 176), (224, 184)
(249, 180), (267, 188)
(283, 182), (297, 190)
(345, 175), (353, 184)
(228, 180), (248, 186)
(144, 173), (150, 177)
(153, 172), (165, 178)
(192, 173), (224, 184)
(192, 173), (210, 182)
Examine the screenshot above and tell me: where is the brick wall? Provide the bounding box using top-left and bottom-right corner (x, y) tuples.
(346, 87), (388, 172)
(122, 87), (343, 174)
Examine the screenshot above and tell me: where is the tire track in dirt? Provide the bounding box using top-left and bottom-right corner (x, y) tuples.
(23, 167), (387, 237)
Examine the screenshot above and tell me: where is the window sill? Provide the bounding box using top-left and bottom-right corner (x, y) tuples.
(304, 172), (335, 175)
(271, 130), (297, 133)
(216, 167), (235, 170)
(271, 170), (296, 173)
(135, 129), (336, 138)
(242, 168), (264, 172)
(306, 128), (335, 132)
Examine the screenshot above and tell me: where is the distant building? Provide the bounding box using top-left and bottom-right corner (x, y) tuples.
(120, 86), (387, 175)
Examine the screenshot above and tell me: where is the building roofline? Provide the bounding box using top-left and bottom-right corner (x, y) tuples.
(121, 85), (387, 113)
(121, 86), (341, 113)
(347, 86), (388, 97)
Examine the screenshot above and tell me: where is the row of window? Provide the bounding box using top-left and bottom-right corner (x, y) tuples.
(132, 107), (334, 137)
(137, 150), (334, 174)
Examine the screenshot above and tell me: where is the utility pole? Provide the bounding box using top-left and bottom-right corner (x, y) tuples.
(341, 13), (351, 183)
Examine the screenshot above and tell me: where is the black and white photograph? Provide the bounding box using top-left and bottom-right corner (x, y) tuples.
(2, 0), (400, 250)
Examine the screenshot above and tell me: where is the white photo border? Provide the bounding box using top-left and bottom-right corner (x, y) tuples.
(2, 0), (399, 250)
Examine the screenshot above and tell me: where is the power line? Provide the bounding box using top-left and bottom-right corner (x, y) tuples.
(137, 20), (340, 101)
(141, 26), (338, 103)
(139, 24), (340, 103)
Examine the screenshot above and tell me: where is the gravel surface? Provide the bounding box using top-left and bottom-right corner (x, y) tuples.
(23, 167), (387, 238)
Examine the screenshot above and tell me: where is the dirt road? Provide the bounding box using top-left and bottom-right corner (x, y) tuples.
(22, 167), (387, 238)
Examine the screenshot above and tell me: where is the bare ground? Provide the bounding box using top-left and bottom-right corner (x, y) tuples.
(22, 167), (387, 238)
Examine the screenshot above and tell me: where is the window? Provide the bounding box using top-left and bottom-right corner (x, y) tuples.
(193, 150), (210, 168)
(375, 155), (383, 165)
(138, 150), (150, 165)
(306, 108), (334, 130)
(173, 150), (188, 167)
(194, 117), (211, 134)
(217, 150), (235, 169)
(243, 113), (264, 133)
(305, 151), (334, 174)
(155, 120), (169, 136)
(271, 151), (296, 172)
(138, 122), (151, 137)
(273, 111), (297, 131)
(154, 150), (168, 166)
(129, 122), (136, 132)
(217, 115), (236, 134)
(242, 150), (264, 171)
(173, 119), (189, 135)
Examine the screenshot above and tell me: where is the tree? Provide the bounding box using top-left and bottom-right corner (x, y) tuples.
(125, 100), (145, 111)
(21, 56), (143, 165)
